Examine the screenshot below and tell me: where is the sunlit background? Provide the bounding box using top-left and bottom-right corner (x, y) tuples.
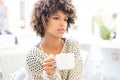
(0, 0), (120, 80)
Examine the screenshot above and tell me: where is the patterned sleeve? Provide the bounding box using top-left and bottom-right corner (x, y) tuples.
(25, 48), (48, 80)
(44, 69), (62, 80)
(67, 40), (83, 80)
(25, 48), (62, 80)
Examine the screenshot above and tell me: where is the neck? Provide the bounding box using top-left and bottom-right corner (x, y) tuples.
(43, 38), (62, 46)
(43, 33), (64, 47)
(40, 37), (64, 55)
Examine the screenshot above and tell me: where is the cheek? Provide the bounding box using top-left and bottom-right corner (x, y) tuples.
(65, 24), (68, 29)
(65, 22), (68, 26)
(46, 25), (55, 33)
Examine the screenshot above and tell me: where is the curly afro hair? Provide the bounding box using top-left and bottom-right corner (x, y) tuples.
(31, 0), (77, 37)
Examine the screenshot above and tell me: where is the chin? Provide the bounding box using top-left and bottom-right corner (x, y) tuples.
(55, 35), (63, 39)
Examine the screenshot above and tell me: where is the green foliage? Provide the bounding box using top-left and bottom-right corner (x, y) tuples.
(99, 25), (112, 40)
(93, 15), (112, 40)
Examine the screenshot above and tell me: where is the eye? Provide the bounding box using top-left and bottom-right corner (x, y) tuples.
(64, 18), (68, 21)
(53, 16), (59, 20)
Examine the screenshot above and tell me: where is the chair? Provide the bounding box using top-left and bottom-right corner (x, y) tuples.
(10, 67), (25, 80)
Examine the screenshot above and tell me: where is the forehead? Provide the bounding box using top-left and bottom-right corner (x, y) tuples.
(50, 10), (68, 17)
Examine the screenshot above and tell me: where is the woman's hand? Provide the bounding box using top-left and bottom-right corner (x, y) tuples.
(43, 56), (56, 75)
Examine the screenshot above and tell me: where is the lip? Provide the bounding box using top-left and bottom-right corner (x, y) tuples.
(57, 29), (65, 33)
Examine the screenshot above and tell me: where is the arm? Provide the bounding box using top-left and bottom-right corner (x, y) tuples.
(44, 69), (62, 80)
(25, 49), (62, 80)
(25, 50), (48, 80)
(67, 40), (83, 80)
(42, 55), (62, 80)
(68, 53), (83, 80)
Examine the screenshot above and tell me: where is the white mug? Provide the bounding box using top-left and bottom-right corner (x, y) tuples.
(55, 53), (75, 70)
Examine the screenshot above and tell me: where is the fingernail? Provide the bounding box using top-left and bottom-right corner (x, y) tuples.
(49, 54), (54, 58)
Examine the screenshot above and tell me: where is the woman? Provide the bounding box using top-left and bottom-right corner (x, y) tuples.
(25, 0), (83, 80)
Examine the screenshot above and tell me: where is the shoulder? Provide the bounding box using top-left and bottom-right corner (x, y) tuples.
(65, 38), (80, 47)
(25, 47), (46, 60)
(64, 38), (82, 60)
(25, 47), (39, 58)
(64, 38), (80, 53)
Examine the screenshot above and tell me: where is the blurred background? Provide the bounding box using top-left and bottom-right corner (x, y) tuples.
(0, 0), (120, 80)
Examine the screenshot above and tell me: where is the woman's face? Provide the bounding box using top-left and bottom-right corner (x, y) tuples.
(44, 10), (68, 38)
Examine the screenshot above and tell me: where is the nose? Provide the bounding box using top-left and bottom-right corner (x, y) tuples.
(60, 19), (67, 27)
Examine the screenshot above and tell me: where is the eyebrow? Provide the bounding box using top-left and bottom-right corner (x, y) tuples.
(53, 14), (68, 18)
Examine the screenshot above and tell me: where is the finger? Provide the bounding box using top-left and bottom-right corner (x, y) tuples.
(45, 69), (56, 75)
(44, 58), (55, 62)
(42, 61), (55, 67)
(44, 66), (56, 70)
